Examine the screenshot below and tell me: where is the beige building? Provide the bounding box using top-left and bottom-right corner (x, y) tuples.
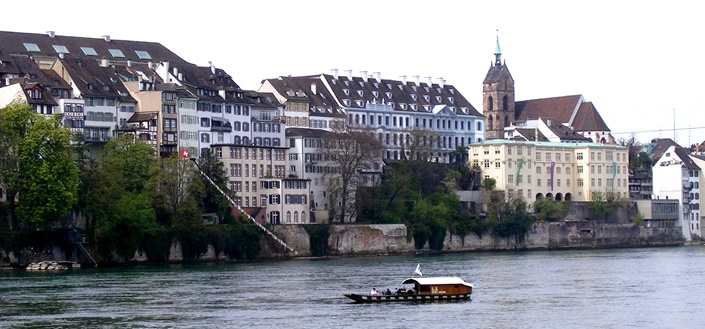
(469, 140), (629, 204)
(214, 144), (313, 224)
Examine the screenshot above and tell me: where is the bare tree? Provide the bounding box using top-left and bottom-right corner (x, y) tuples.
(319, 122), (382, 223)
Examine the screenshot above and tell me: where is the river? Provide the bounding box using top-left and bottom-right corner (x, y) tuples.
(1, 246), (704, 328)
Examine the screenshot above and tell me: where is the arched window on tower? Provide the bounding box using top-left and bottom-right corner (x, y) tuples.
(504, 115), (509, 127)
(488, 115), (494, 131)
(503, 95), (509, 111)
(488, 96), (494, 111)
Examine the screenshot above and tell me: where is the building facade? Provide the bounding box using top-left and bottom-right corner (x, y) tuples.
(469, 139), (629, 204)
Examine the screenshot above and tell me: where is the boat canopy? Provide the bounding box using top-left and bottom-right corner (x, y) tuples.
(401, 277), (474, 288)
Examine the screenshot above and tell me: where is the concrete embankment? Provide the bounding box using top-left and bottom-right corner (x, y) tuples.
(0, 222), (684, 267)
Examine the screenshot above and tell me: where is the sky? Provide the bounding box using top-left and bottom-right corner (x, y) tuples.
(2, 0), (703, 146)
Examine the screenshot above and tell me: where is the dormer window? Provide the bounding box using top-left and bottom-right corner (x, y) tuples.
(397, 85), (403, 90)
(386, 84), (392, 89)
(29, 89), (42, 99)
(449, 88), (455, 94)
(410, 104), (417, 111)
(87, 83), (93, 90)
(358, 81), (364, 87)
(356, 100), (364, 107)
(461, 107), (468, 114)
(357, 90), (363, 97)
(372, 91), (378, 97)
(373, 83), (379, 88)
(423, 95), (430, 102)
(400, 103), (407, 110)
(448, 97), (454, 103)
(343, 89), (350, 95)
(424, 87), (429, 92)
(424, 105), (430, 112)
(286, 90), (295, 96)
(410, 94), (417, 101)
(343, 99), (351, 106)
(436, 88), (442, 93)
(103, 85), (110, 91)
(385, 92), (392, 99)
(436, 96), (442, 102)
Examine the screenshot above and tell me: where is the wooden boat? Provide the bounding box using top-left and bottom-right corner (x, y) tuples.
(344, 276), (474, 303)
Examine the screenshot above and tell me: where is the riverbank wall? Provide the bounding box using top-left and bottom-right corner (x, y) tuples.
(0, 221), (684, 267)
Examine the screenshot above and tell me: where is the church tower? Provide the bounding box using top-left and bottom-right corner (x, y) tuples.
(482, 32), (515, 140)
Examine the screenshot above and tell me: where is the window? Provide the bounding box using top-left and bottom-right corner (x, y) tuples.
(52, 45), (69, 54)
(81, 47), (98, 56)
(23, 43), (40, 52)
(135, 50), (152, 59)
(577, 178), (583, 187)
(108, 49), (125, 58)
(577, 152), (584, 160)
(577, 165), (584, 173)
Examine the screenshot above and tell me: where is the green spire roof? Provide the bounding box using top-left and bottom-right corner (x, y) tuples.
(494, 30), (502, 65)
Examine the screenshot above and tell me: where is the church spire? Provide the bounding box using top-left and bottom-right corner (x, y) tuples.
(494, 30), (502, 66)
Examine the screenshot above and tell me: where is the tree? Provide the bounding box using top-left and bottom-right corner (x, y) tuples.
(83, 136), (158, 259)
(532, 197), (569, 222)
(589, 190), (626, 220)
(147, 154), (204, 228)
(196, 149), (230, 219)
(320, 123), (382, 223)
(0, 103), (79, 229)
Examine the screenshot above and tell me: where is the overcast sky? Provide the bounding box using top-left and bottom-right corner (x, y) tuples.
(2, 0), (703, 146)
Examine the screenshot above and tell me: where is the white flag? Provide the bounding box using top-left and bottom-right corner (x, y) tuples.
(414, 264), (422, 276)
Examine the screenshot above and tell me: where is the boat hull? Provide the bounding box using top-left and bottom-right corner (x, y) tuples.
(343, 293), (470, 303)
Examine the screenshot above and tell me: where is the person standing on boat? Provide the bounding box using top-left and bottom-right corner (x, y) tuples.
(370, 288), (378, 296)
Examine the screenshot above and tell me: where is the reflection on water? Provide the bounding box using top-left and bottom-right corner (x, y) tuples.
(2, 246), (705, 328)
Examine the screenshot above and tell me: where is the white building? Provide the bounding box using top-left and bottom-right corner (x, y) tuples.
(652, 146), (701, 240)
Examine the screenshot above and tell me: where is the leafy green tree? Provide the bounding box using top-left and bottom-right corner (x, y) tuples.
(589, 190), (626, 220)
(147, 154), (204, 228)
(83, 136), (158, 260)
(197, 149), (230, 219)
(0, 103), (79, 229)
(533, 197), (570, 222)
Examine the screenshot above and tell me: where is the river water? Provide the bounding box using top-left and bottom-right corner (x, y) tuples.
(1, 246), (704, 328)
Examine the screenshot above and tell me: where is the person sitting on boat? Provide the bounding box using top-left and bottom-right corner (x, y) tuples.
(370, 288), (378, 296)
(384, 289), (392, 295)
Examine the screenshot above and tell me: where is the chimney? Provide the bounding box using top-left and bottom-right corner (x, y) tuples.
(400, 75), (407, 84)
(102, 35), (110, 42)
(345, 69), (353, 80)
(5, 78), (10, 86)
(148, 62), (153, 69)
(100, 58), (108, 67)
(173, 66), (178, 77)
(209, 61), (215, 74)
(178, 72), (183, 81)
(331, 69), (339, 80)
(426, 76), (433, 85)
(413, 75), (420, 85)
(127, 60), (132, 67)
(373, 72), (381, 83)
(360, 70), (368, 81)
(311, 82), (317, 95)
(437, 77), (445, 88)
(47, 31), (55, 38)
(58, 53), (64, 59)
